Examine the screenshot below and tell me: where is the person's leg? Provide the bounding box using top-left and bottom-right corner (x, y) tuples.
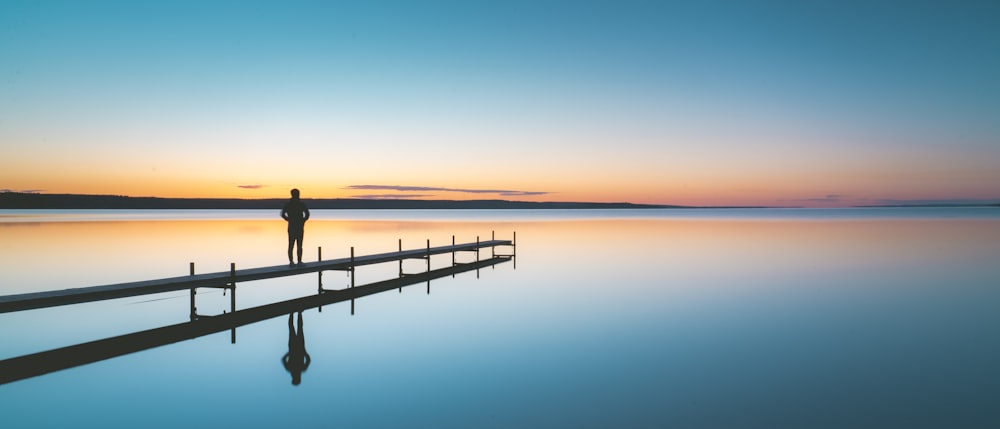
(287, 234), (295, 264)
(296, 234), (304, 263)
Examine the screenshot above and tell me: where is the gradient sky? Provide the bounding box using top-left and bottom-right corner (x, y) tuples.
(1, 0), (998, 207)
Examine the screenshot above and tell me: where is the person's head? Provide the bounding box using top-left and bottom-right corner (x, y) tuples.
(290, 188), (300, 199)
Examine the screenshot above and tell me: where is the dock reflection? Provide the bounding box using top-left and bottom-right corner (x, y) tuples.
(0, 256), (511, 385)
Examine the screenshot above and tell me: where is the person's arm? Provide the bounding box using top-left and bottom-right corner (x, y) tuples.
(280, 205), (289, 221)
(303, 206), (310, 222)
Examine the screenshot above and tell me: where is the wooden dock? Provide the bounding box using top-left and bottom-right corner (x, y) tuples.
(0, 236), (514, 313)
(0, 255), (512, 384)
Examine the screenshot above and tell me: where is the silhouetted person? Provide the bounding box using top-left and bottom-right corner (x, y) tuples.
(281, 188), (310, 265)
(282, 312), (311, 386)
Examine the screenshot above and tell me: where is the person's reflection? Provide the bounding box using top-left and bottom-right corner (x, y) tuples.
(282, 312), (311, 385)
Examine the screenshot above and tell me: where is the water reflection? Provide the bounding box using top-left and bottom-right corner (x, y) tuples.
(3, 209), (999, 427)
(283, 312), (311, 385)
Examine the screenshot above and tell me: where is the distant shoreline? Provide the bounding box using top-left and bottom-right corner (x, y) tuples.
(0, 192), (696, 210)
(853, 205), (999, 208)
(3, 193), (994, 210)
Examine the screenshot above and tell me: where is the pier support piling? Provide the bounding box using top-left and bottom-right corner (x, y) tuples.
(189, 262), (196, 321)
(350, 246), (355, 315)
(426, 239), (431, 294)
(317, 246), (323, 312)
(229, 262), (236, 343)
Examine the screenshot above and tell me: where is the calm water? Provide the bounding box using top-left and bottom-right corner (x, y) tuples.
(1, 208), (999, 428)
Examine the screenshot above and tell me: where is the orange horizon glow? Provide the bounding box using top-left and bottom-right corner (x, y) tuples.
(5, 133), (998, 207)
(3, 180), (998, 208)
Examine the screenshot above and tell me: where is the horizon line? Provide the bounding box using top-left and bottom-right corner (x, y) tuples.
(2, 191), (998, 209)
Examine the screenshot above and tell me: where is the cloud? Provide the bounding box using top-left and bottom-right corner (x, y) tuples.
(1, 189), (44, 194)
(868, 198), (1000, 206)
(808, 194), (844, 203)
(778, 194), (846, 204)
(500, 190), (549, 196)
(346, 184), (549, 197)
(351, 194), (436, 199)
(237, 184), (265, 190)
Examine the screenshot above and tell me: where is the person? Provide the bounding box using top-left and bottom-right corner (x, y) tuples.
(281, 188), (310, 265)
(281, 312), (311, 386)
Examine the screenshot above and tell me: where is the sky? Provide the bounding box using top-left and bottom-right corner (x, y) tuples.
(1, 0), (998, 207)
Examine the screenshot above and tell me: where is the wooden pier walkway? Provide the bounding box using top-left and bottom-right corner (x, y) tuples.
(0, 255), (512, 384)
(0, 238), (513, 313)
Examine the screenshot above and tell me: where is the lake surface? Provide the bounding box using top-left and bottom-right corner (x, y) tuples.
(1, 208), (999, 428)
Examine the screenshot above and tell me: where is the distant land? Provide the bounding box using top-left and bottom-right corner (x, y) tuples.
(0, 192), (697, 210)
(4, 193), (994, 210)
(854, 203), (1000, 208)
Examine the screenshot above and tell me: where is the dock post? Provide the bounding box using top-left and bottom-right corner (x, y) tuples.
(317, 246), (323, 312)
(189, 262), (196, 320)
(398, 239), (403, 291)
(492, 231), (495, 258)
(230, 262), (236, 344)
(350, 246), (355, 315)
(426, 239), (431, 294)
(317, 247), (323, 292)
(452, 235), (456, 278)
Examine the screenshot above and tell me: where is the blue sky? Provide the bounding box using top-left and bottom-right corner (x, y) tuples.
(1, 0), (998, 205)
